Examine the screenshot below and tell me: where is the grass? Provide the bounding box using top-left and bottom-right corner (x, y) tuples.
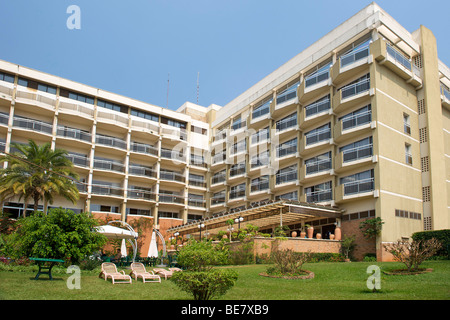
(1, 260), (449, 300)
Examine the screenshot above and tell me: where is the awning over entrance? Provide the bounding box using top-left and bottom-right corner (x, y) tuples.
(167, 200), (344, 237)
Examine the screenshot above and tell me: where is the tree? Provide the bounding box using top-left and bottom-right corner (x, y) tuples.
(359, 217), (384, 239)
(383, 238), (442, 272)
(7, 208), (107, 264)
(0, 140), (80, 215)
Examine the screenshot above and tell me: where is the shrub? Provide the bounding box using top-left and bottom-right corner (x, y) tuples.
(359, 217), (384, 239)
(170, 239), (237, 300)
(383, 238), (442, 272)
(412, 229), (450, 258)
(229, 239), (254, 265)
(268, 241), (312, 275)
(170, 269), (238, 300)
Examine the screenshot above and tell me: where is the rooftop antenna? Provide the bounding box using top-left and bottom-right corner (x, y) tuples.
(166, 73), (170, 108)
(196, 72), (200, 104)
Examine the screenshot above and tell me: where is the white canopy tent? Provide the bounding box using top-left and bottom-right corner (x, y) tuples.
(95, 221), (138, 262)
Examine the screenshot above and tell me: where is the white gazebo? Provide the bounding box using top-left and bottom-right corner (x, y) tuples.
(95, 221), (139, 262)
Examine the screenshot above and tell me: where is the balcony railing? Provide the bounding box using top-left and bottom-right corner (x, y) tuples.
(128, 165), (156, 178)
(340, 44), (370, 68)
(276, 115), (297, 132)
(250, 180), (269, 193)
(188, 198), (206, 208)
(159, 193), (184, 204)
(341, 78), (370, 100)
(211, 173), (226, 185)
(13, 116), (53, 134)
(305, 68), (330, 88)
(161, 148), (185, 161)
(211, 196), (225, 205)
(343, 178), (374, 196)
(305, 158), (332, 175)
(341, 110), (372, 131)
(127, 189), (156, 201)
(130, 141), (158, 156)
(230, 188), (246, 200)
(342, 144), (373, 163)
(91, 184), (124, 197)
(188, 178), (206, 188)
(277, 143), (297, 158)
(306, 189), (332, 203)
(66, 153), (90, 168)
(252, 101), (271, 119)
(305, 97), (330, 118)
(160, 171), (185, 183)
(230, 164), (246, 177)
(276, 170), (297, 185)
(305, 128), (331, 146)
(212, 152), (226, 164)
(93, 159), (125, 173)
(276, 83), (298, 104)
(0, 112), (9, 125)
(386, 44), (411, 70)
(95, 134), (127, 150)
(57, 126), (92, 142)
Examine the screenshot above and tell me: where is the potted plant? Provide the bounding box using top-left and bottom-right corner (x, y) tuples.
(306, 224), (314, 238)
(341, 235), (356, 262)
(300, 226), (306, 238)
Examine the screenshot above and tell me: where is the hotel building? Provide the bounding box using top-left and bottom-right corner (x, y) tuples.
(1, 3), (449, 260)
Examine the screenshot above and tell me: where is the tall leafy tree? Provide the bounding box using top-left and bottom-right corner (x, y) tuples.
(0, 140), (80, 215)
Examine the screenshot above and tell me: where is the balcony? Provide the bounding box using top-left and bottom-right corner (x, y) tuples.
(13, 116), (53, 139)
(130, 141), (158, 161)
(128, 164), (157, 181)
(333, 77), (372, 114)
(276, 141), (298, 162)
(14, 86), (57, 115)
(275, 170), (298, 187)
(372, 39), (422, 89)
(299, 68), (331, 104)
(303, 189), (333, 204)
(0, 80), (14, 103)
(274, 82), (299, 113)
(441, 85), (450, 109)
(93, 158), (125, 174)
(211, 151), (227, 169)
(188, 177), (207, 189)
(334, 110), (374, 142)
(66, 153), (90, 170)
(250, 179), (270, 195)
(130, 118), (160, 143)
(300, 158), (333, 182)
(127, 188), (156, 202)
(160, 148), (186, 167)
(331, 43), (371, 86)
(251, 100), (271, 125)
(96, 109), (129, 133)
(159, 193), (185, 206)
(335, 178), (376, 203)
(160, 125), (188, 142)
(95, 134), (127, 152)
(210, 195), (225, 207)
(91, 184), (124, 198)
(335, 144), (375, 173)
(58, 97), (95, 122)
(159, 170), (186, 184)
(56, 126), (92, 146)
(0, 112), (9, 127)
(300, 126), (332, 156)
(188, 198), (206, 209)
(300, 96), (331, 129)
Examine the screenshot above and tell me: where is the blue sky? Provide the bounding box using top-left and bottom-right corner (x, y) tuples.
(1, 0), (449, 111)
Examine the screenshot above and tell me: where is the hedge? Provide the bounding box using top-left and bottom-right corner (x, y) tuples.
(412, 229), (450, 258)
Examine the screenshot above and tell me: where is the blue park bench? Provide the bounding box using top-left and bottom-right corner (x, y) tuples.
(29, 257), (65, 280)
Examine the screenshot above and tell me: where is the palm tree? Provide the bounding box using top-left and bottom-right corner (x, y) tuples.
(0, 140), (80, 216)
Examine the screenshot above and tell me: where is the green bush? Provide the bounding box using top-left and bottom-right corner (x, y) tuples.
(412, 229), (450, 258)
(176, 240), (229, 270)
(170, 269), (238, 300)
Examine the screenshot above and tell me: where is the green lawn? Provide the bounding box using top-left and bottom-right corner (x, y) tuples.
(1, 260), (449, 300)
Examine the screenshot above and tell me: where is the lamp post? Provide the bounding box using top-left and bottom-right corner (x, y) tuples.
(198, 223), (205, 240)
(234, 216), (244, 230)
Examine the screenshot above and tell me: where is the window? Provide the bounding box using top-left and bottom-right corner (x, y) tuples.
(188, 194), (205, 207)
(252, 96), (271, 119)
(403, 113), (411, 135)
(251, 127), (270, 144)
(231, 115), (245, 131)
(98, 99), (128, 113)
(0, 71), (14, 83)
(338, 73), (370, 99)
(191, 125), (207, 135)
(231, 139), (247, 155)
(405, 143), (412, 165)
(18, 77), (56, 94)
(251, 150), (270, 169)
(230, 161), (246, 177)
(131, 108), (159, 122)
(161, 117), (186, 129)
(275, 191), (298, 201)
(276, 80), (299, 104)
(60, 89), (94, 104)
(211, 170), (226, 185)
(211, 190), (225, 205)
